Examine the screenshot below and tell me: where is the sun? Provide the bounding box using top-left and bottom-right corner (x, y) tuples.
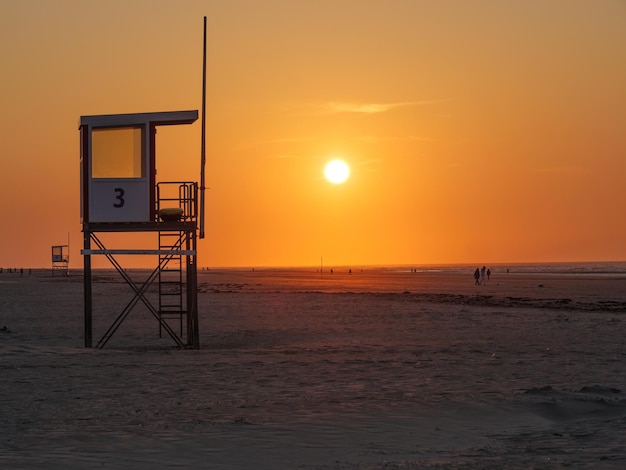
(324, 159), (350, 184)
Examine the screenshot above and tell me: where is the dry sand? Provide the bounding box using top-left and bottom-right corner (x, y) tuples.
(1, 267), (625, 468)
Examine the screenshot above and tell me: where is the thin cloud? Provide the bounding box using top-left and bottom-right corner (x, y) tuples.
(407, 135), (432, 143)
(353, 135), (384, 143)
(274, 153), (301, 160)
(240, 133), (430, 156)
(237, 137), (312, 151)
(321, 99), (446, 115)
(534, 165), (586, 175)
(353, 134), (431, 144)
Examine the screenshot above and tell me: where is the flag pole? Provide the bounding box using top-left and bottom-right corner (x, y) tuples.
(199, 16), (207, 239)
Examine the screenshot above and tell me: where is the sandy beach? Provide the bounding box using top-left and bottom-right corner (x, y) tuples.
(1, 267), (625, 468)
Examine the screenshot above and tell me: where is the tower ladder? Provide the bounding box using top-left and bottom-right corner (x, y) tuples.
(158, 231), (185, 338)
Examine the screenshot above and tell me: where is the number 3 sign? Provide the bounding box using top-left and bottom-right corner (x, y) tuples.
(113, 188), (125, 208)
(90, 181), (149, 222)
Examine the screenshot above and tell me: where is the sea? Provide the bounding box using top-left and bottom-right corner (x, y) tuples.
(197, 260), (626, 276)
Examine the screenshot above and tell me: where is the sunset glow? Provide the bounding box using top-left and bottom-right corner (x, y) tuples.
(1, 1), (626, 268)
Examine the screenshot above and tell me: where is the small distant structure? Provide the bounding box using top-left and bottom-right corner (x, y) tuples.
(51, 243), (69, 276)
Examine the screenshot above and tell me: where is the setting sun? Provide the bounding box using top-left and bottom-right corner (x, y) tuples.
(324, 159), (350, 184)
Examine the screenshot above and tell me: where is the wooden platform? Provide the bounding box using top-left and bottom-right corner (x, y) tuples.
(83, 221), (197, 233)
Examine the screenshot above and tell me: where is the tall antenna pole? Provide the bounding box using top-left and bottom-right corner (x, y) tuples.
(199, 16), (207, 239)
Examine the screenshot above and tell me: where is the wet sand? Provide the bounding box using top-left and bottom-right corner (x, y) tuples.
(1, 268), (625, 468)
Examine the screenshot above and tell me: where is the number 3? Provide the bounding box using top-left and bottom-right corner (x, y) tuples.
(113, 188), (125, 208)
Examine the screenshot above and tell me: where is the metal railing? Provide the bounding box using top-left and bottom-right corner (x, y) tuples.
(156, 182), (198, 222)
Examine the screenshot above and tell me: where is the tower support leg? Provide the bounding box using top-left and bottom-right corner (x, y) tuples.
(83, 229), (92, 348)
(186, 230), (200, 349)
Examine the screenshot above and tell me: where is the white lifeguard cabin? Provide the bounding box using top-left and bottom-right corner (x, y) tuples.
(79, 110), (201, 349)
(80, 111), (197, 224)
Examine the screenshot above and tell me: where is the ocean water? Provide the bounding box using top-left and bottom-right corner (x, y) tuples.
(198, 260), (626, 276)
(334, 261), (626, 274)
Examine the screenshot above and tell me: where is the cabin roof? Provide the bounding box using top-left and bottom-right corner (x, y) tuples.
(79, 110), (198, 128)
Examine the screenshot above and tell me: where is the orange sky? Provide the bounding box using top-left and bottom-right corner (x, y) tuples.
(1, 0), (626, 269)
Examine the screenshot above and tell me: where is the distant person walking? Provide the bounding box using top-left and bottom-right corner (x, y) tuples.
(487, 268), (491, 281)
(480, 266), (486, 285)
(473, 268), (480, 285)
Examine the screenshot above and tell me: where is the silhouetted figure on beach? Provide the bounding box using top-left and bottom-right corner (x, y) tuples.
(480, 266), (486, 284)
(487, 268), (491, 281)
(473, 268), (480, 285)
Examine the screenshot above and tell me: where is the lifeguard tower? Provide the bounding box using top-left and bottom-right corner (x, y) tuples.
(80, 110), (201, 349)
(51, 243), (69, 276)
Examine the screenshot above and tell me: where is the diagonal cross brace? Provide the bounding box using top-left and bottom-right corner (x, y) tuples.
(91, 233), (186, 349)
